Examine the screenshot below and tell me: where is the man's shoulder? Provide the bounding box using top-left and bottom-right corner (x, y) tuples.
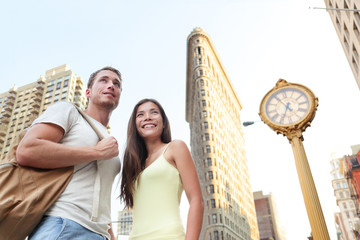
(50, 101), (75, 110)
(33, 101), (79, 126)
(45, 101), (80, 116)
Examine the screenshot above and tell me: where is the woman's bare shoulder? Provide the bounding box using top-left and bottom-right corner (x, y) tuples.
(169, 139), (188, 150)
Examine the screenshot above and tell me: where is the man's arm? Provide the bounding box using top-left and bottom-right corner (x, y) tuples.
(16, 123), (118, 169)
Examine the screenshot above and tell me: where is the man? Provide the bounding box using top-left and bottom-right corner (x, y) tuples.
(17, 66), (122, 240)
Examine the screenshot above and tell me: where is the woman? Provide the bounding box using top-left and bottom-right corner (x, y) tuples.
(120, 98), (204, 240)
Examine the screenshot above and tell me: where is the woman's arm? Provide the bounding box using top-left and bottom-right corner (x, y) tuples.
(108, 223), (115, 240)
(168, 140), (204, 240)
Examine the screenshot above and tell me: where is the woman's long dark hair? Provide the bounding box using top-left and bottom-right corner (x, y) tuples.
(120, 98), (171, 208)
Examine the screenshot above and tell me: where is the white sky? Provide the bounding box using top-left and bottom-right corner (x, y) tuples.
(1, 0), (360, 239)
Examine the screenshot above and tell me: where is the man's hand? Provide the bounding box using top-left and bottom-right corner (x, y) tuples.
(94, 136), (119, 160)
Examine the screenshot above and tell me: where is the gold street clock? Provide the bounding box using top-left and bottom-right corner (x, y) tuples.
(258, 79), (330, 239)
(259, 79), (318, 136)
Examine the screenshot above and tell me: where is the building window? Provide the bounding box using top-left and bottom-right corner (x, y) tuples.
(205, 133), (209, 141)
(336, 16), (341, 30)
(199, 69), (203, 76)
(200, 79), (204, 86)
(211, 199), (216, 208)
(197, 47), (201, 55)
(339, 192), (344, 198)
(332, 173), (337, 179)
(214, 230), (219, 240)
(343, 202), (347, 209)
(344, 36), (350, 52)
(344, 0), (349, 15)
(199, 58), (202, 64)
(207, 157), (212, 166)
(353, 56), (359, 73)
(344, 23), (349, 39)
(209, 184), (214, 193)
(204, 122), (208, 129)
(201, 90), (205, 96)
(208, 171), (213, 180)
(212, 214), (218, 224)
(350, 220), (354, 230)
(206, 145), (211, 153)
(203, 111), (207, 117)
(47, 86), (54, 92)
(202, 100), (206, 107)
(354, 44), (359, 63)
(355, 22), (360, 39)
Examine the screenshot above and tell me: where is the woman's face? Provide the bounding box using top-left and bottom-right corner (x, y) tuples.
(135, 101), (164, 140)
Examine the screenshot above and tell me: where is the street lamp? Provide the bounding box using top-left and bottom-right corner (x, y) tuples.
(311, 7), (360, 12)
(242, 121), (259, 127)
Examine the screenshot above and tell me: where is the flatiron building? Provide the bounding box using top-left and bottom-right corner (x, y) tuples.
(185, 28), (259, 240)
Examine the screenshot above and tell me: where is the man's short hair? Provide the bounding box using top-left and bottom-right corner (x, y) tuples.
(87, 66), (122, 89)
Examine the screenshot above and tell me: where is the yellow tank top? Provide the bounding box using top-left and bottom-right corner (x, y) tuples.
(129, 144), (185, 240)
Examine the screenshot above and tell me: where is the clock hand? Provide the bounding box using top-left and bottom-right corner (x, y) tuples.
(284, 106), (289, 115)
(278, 99), (287, 106)
(275, 96), (287, 107)
(285, 102), (293, 112)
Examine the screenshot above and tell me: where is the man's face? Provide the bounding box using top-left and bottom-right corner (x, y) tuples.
(86, 70), (122, 110)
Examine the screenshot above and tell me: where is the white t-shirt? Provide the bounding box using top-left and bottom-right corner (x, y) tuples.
(32, 101), (120, 239)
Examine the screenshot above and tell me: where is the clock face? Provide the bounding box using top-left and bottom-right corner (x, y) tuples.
(265, 87), (310, 126)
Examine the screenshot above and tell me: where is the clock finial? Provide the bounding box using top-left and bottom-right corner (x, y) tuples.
(276, 78), (289, 88)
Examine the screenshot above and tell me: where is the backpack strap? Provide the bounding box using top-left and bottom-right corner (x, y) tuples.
(73, 104), (103, 222)
(73, 105), (104, 140)
(91, 171), (101, 221)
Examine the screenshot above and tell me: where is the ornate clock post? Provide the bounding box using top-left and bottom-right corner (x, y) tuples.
(259, 79), (330, 240)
